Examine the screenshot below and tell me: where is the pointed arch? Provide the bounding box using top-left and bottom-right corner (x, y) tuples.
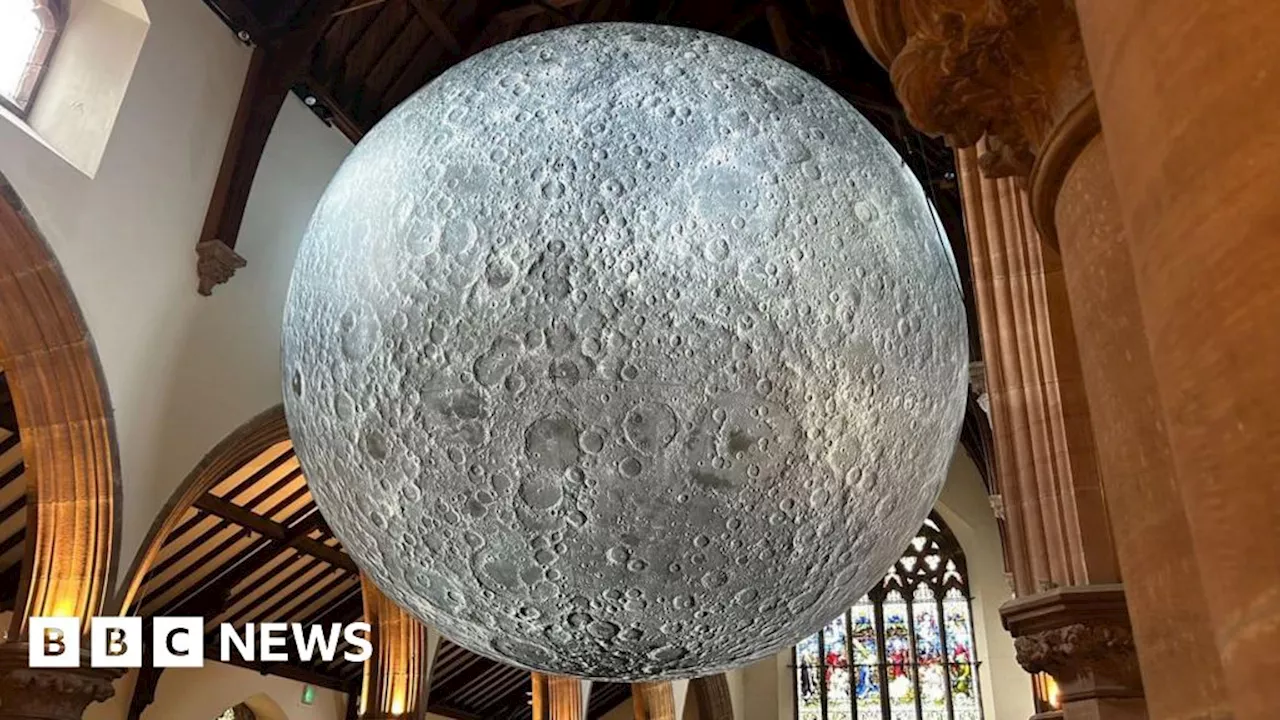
(0, 172), (118, 636)
(793, 513), (982, 720)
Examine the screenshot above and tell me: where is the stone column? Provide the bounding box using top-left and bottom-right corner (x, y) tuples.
(952, 138), (1119, 598)
(1071, 2), (1280, 717)
(689, 675), (733, 720)
(633, 682), (677, 720)
(358, 577), (437, 720)
(532, 673), (587, 720)
(0, 645), (121, 720)
(1047, 127), (1229, 720)
(842, 1), (1233, 718)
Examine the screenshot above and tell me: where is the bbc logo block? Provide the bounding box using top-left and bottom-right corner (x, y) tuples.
(27, 617), (371, 668)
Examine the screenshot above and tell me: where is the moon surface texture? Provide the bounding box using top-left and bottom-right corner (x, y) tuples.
(282, 23), (967, 680)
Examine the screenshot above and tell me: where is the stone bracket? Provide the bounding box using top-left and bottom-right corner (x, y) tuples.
(1002, 584), (1143, 704)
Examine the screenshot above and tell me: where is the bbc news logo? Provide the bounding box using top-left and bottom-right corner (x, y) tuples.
(29, 617), (372, 668)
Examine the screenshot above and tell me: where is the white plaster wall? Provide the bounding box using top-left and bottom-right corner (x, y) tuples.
(0, 0), (353, 585)
(935, 449), (1035, 720)
(84, 662), (346, 720)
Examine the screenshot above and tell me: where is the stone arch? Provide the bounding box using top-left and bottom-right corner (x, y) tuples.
(0, 173), (118, 635)
(112, 404), (287, 613)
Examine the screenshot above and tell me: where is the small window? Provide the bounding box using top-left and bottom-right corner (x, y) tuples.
(0, 0), (64, 115)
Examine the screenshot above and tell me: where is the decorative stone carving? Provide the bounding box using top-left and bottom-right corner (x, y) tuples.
(0, 173), (118, 637)
(848, 0), (1091, 181)
(196, 239), (247, 295)
(987, 493), (1005, 520)
(1002, 585), (1143, 705)
(0, 645), (122, 720)
(1015, 623), (1139, 684)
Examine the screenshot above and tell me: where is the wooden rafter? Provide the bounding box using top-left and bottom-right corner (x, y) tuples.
(196, 0), (348, 296)
(193, 494), (355, 571)
(407, 0), (462, 54)
(492, 0), (588, 25)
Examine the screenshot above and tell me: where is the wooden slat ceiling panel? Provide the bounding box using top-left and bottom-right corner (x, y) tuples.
(211, 440), (296, 498)
(356, 14), (429, 123)
(130, 438), (363, 690)
(0, 371), (27, 597)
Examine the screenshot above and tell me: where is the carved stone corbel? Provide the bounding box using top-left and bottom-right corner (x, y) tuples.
(196, 239), (248, 296)
(1002, 585), (1143, 707)
(843, 0), (1097, 244)
(0, 645), (123, 720)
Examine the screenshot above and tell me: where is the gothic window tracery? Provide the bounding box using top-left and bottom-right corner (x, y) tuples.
(794, 513), (982, 720)
(0, 0), (64, 115)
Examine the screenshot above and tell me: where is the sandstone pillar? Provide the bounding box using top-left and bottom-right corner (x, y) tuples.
(1070, 2), (1280, 717)
(532, 673), (587, 720)
(358, 577), (437, 720)
(842, 1), (1234, 717)
(1047, 127), (1229, 719)
(633, 681), (677, 720)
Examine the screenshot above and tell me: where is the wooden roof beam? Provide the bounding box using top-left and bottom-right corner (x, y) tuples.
(194, 494), (355, 571)
(493, 0), (587, 25)
(0, 380), (15, 434)
(0, 432), (19, 457)
(406, 0), (462, 55)
(427, 704), (484, 720)
(196, 0), (348, 296)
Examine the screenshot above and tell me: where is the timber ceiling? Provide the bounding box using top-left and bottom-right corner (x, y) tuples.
(128, 439), (365, 689)
(0, 371), (26, 609)
(129, 436), (633, 719)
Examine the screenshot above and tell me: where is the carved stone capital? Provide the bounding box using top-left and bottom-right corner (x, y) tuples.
(196, 239), (247, 296)
(846, 0), (1091, 178)
(988, 493), (1005, 520)
(1002, 585), (1143, 705)
(1014, 623), (1139, 685)
(0, 645), (123, 720)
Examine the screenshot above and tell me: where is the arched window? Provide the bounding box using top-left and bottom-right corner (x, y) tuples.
(794, 513), (982, 720)
(0, 0), (64, 115)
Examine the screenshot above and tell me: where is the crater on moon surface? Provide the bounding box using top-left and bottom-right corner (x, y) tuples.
(282, 22), (967, 681)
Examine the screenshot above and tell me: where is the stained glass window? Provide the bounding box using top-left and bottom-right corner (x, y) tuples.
(792, 513), (982, 720)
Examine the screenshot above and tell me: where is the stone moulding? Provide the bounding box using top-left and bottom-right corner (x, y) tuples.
(0, 172), (119, 638)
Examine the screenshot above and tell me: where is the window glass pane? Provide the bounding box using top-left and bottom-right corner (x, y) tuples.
(792, 514), (982, 720)
(912, 586), (947, 720)
(882, 590), (916, 720)
(851, 598), (883, 720)
(0, 4), (42, 104)
(823, 613), (852, 720)
(944, 588), (982, 720)
(943, 588), (973, 664)
(797, 633), (823, 718)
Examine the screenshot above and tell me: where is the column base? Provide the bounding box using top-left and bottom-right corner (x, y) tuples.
(0, 644), (123, 720)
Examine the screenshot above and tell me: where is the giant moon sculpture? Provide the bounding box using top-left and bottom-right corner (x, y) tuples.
(283, 23), (967, 680)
